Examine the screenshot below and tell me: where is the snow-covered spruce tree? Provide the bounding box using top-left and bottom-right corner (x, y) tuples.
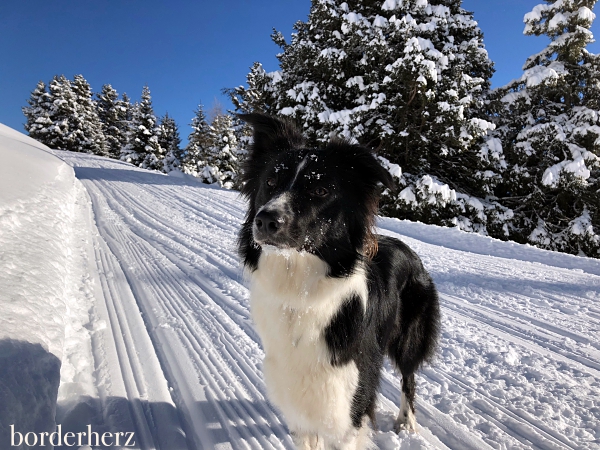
(230, 113), (252, 181)
(226, 62), (278, 114)
(231, 0), (504, 232)
(182, 104), (212, 175)
(121, 85), (164, 171)
(225, 64), (273, 177)
(122, 100), (139, 161)
(31, 75), (77, 151)
(24, 75), (108, 154)
(71, 75), (108, 155)
(118, 93), (134, 157)
(120, 93), (133, 126)
(492, 0), (600, 257)
(197, 114), (240, 188)
(23, 81), (54, 145)
(96, 84), (128, 159)
(159, 113), (183, 173)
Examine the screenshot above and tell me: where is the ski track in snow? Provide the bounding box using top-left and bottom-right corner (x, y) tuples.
(52, 150), (600, 450)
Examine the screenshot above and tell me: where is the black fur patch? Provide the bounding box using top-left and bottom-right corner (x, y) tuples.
(324, 294), (364, 366)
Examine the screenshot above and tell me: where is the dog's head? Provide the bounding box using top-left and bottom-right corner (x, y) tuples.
(238, 113), (394, 277)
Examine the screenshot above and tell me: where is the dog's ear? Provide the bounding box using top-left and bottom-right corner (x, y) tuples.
(351, 145), (396, 191)
(237, 113), (303, 157)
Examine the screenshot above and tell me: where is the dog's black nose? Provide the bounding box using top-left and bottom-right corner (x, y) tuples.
(254, 210), (281, 238)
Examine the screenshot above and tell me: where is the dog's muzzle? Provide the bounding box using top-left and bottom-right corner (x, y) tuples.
(253, 193), (297, 247)
(254, 209), (283, 242)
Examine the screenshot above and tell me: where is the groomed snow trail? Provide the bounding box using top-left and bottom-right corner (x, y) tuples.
(55, 151), (600, 450)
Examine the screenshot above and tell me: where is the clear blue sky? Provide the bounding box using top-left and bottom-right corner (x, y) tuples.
(1, 0), (598, 143)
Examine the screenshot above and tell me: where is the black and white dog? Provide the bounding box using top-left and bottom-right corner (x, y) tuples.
(238, 113), (440, 449)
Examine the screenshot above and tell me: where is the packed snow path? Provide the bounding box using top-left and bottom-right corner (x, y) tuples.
(52, 150), (600, 450)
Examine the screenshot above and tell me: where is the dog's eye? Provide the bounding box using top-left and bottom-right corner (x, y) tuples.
(312, 187), (329, 197)
(266, 177), (277, 187)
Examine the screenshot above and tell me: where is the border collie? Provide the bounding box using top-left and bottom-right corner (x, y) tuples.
(238, 113), (440, 450)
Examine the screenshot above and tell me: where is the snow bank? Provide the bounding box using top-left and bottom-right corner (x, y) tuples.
(0, 124), (80, 444)
(0, 123), (78, 360)
(378, 215), (600, 276)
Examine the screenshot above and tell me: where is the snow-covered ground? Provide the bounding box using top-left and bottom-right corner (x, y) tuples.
(1, 123), (599, 449)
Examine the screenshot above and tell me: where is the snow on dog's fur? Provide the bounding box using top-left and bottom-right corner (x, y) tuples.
(238, 113), (440, 450)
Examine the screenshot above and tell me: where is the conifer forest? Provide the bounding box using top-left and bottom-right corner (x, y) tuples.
(22, 0), (600, 258)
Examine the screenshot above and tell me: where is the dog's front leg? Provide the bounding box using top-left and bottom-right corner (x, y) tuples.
(291, 431), (324, 450)
(393, 390), (417, 433)
(335, 416), (373, 450)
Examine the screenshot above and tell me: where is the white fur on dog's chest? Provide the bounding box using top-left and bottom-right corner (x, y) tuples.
(249, 249), (368, 439)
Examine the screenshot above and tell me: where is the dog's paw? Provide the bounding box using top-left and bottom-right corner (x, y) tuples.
(393, 410), (417, 433)
(291, 431), (324, 450)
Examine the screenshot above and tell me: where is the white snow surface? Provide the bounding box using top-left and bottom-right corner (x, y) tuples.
(1, 123), (600, 449)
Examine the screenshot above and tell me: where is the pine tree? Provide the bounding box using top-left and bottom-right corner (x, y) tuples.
(231, 0), (500, 232)
(230, 113), (252, 184)
(38, 75), (76, 151)
(226, 62), (278, 114)
(96, 84), (128, 158)
(118, 93), (133, 157)
(493, 0), (600, 257)
(120, 93), (133, 124)
(182, 104), (212, 175)
(121, 100), (140, 164)
(24, 75), (108, 154)
(198, 113), (239, 188)
(71, 74), (108, 155)
(23, 81), (54, 145)
(159, 113), (183, 173)
(121, 85), (164, 170)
